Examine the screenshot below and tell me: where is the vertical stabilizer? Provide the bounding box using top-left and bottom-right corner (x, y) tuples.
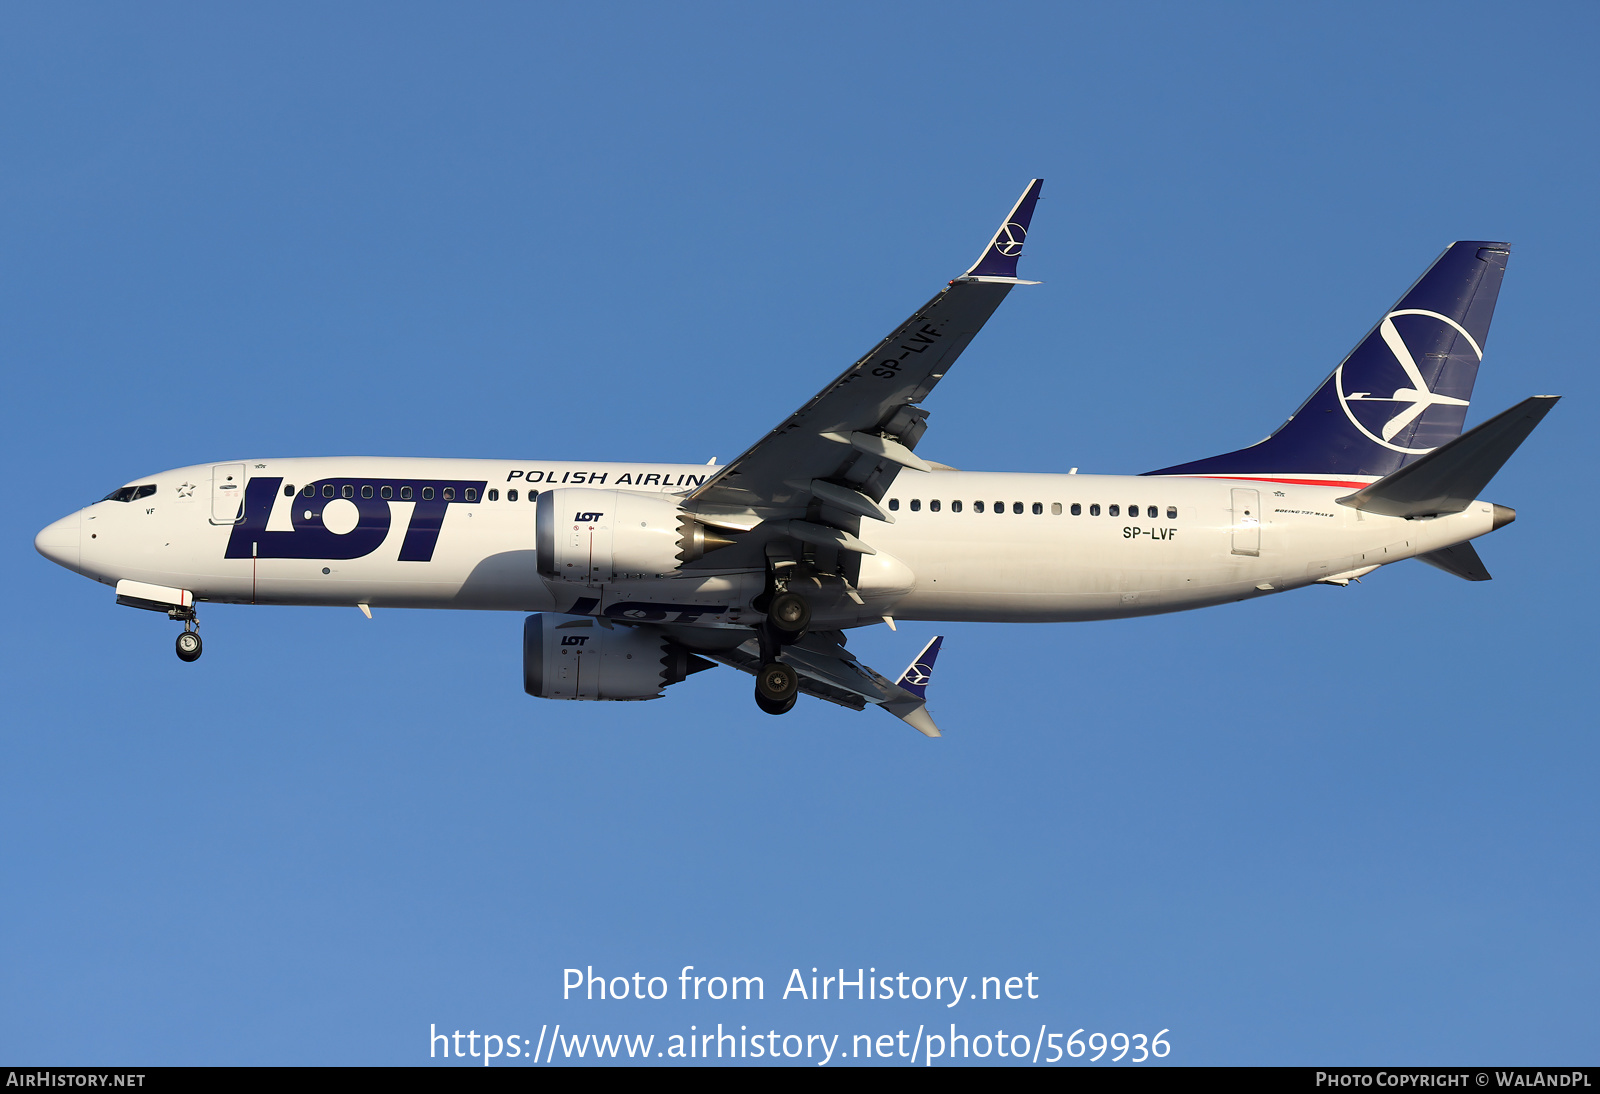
(1147, 242), (1510, 485)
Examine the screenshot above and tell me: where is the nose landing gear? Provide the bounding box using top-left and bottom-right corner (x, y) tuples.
(171, 607), (202, 662)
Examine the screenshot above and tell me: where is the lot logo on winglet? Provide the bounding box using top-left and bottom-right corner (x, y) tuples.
(895, 635), (943, 700)
(993, 222), (1027, 257)
(1335, 309), (1478, 455)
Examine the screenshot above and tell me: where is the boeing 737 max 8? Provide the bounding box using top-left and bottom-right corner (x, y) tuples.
(34, 180), (1559, 735)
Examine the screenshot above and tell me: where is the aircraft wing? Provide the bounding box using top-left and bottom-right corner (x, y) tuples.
(702, 630), (946, 736)
(683, 180), (1042, 528)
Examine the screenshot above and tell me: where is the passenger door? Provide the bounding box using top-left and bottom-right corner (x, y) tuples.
(1230, 488), (1261, 556)
(211, 464), (246, 525)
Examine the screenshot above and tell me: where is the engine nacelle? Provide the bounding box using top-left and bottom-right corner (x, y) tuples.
(523, 613), (714, 701)
(536, 488), (733, 585)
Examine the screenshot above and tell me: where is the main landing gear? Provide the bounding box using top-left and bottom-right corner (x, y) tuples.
(753, 590), (811, 716)
(755, 662), (798, 716)
(171, 607), (202, 662)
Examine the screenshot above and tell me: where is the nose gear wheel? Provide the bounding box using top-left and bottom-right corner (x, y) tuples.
(175, 629), (203, 662)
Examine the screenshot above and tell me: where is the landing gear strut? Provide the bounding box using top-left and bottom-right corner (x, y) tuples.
(171, 607), (202, 662)
(752, 590), (808, 715)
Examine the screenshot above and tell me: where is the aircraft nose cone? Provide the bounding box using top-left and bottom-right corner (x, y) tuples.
(35, 512), (81, 569)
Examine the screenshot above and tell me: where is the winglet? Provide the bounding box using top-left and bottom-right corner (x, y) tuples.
(879, 636), (946, 737)
(964, 179), (1043, 280)
(894, 635), (944, 700)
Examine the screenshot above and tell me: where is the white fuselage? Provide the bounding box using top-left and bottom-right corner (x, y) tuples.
(42, 457), (1501, 629)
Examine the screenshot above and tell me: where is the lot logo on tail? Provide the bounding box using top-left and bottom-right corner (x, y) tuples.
(1336, 309), (1480, 454)
(993, 222), (1027, 257)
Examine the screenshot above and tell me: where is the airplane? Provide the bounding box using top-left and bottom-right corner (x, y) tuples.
(34, 180), (1560, 737)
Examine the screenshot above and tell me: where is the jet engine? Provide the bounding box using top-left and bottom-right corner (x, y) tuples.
(523, 613), (716, 701)
(535, 488), (734, 585)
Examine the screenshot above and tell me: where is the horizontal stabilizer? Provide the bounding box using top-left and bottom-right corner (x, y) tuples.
(1337, 396), (1559, 517)
(1416, 541), (1492, 581)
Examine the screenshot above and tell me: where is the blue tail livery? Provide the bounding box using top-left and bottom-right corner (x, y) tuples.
(1147, 241), (1510, 487)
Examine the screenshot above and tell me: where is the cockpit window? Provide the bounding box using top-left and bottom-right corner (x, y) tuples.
(102, 484), (156, 503)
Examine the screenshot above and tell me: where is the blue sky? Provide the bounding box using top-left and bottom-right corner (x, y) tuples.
(2, 2), (1595, 1066)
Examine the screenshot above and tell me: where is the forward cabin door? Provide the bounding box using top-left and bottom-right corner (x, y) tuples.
(1230, 488), (1261, 556)
(211, 463), (246, 525)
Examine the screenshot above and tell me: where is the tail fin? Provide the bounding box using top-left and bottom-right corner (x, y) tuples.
(1147, 241), (1510, 485)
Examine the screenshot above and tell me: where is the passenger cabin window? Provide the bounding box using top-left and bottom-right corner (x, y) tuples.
(1032, 502), (1043, 515)
(994, 501), (1004, 513)
(487, 489), (499, 501)
(322, 485), (335, 498)
(508, 489), (518, 502)
(400, 486), (413, 500)
(888, 498), (899, 511)
(464, 488), (476, 502)
(283, 484), (295, 497)
(342, 485), (354, 499)
(974, 501), (985, 513)
(1167, 506), (1177, 519)
(1147, 505), (1157, 519)
(421, 487), (434, 500)
(443, 488), (455, 501)
(909, 499), (921, 512)
(1109, 504), (1120, 517)
(381, 486), (392, 500)
(302, 485), (314, 497)
(1071, 503), (1082, 516)
(951, 500), (963, 513)
(1051, 502), (1062, 515)
(1089, 504), (1100, 516)
(1013, 502), (1024, 514)
(361, 485), (373, 499)
(528, 490), (539, 501)
(929, 500), (941, 512)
